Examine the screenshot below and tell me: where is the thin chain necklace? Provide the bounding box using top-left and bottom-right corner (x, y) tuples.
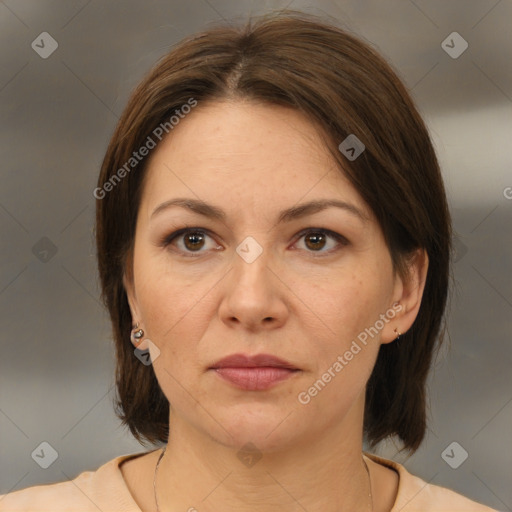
(363, 456), (374, 511)
(153, 445), (373, 512)
(154, 445), (166, 512)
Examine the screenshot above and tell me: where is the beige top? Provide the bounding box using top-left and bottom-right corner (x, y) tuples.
(0, 450), (499, 511)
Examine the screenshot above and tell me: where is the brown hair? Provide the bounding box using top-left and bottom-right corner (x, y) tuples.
(95, 10), (452, 453)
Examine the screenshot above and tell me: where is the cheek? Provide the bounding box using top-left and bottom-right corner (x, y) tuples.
(307, 271), (375, 338)
(138, 283), (208, 346)
(132, 254), (210, 354)
(297, 273), (386, 414)
(302, 260), (393, 370)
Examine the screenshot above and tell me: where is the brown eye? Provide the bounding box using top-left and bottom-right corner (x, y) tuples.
(162, 228), (219, 256)
(295, 228), (348, 255)
(183, 232), (206, 251)
(304, 232), (327, 251)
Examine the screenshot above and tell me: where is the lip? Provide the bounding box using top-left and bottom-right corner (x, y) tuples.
(209, 353), (300, 391)
(210, 353), (299, 370)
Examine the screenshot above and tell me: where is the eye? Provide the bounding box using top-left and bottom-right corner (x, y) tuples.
(160, 227), (348, 257)
(161, 228), (220, 257)
(294, 228), (348, 255)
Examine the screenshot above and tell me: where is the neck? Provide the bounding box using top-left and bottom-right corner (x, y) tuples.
(155, 414), (371, 512)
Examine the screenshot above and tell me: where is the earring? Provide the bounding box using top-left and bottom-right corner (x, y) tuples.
(394, 328), (401, 341)
(131, 323), (144, 345)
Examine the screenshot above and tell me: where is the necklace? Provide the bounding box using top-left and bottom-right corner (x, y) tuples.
(154, 445), (166, 512)
(363, 456), (374, 512)
(153, 445), (373, 512)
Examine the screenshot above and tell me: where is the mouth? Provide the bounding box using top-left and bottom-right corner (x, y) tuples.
(209, 353), (301, 391)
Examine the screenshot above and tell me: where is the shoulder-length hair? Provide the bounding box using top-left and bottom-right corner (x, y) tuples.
(95, 10), (452, 453)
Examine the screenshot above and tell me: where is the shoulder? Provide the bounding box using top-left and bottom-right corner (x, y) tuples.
(0, 470), (98, 512)
(364, 452), (499, 512)
(0, 451), (147, 512)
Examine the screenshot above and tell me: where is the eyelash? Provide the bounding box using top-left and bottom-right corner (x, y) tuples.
(160, 227), (349, 258)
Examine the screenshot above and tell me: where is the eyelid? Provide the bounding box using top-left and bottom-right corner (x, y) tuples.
(159, 227), (221, 257)
(294, 227), (348, 246)
(160, 227), (349, 256)
(292, 228), (349, 257)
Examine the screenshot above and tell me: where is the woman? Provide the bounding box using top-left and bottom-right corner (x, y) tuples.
(0, 10), (498, 512)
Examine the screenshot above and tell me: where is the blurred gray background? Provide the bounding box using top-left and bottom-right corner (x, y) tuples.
(0, 0), (511, 509)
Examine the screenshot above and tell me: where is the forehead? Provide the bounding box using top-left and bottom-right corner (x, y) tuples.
(139, 100), (370, 220)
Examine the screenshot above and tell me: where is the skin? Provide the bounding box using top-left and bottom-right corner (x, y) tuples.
(122, 100), (428, 512)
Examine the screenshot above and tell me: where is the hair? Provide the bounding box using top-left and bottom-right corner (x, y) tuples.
(95, 10), (452, 453)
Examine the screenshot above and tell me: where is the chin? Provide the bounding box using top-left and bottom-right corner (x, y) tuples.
(208, 409), (304, 453)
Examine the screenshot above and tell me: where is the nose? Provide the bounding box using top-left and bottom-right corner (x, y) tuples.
(218, 240), (289, 332)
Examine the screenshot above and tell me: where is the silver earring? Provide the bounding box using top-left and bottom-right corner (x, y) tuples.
(394, 328), (401, 341)
(131, 323), (144, 344)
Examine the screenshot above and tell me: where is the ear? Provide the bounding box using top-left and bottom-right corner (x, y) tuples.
(123, 249), (138, 316)
(123, 273), (140, 321)
(381, 248), (429, 344)
(123, 253), (147, 349)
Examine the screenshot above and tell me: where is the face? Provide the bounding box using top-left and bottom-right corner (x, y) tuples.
(124, 100), (420, 452)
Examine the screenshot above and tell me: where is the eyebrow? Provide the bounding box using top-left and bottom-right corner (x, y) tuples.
(150, 197), (368, 224)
